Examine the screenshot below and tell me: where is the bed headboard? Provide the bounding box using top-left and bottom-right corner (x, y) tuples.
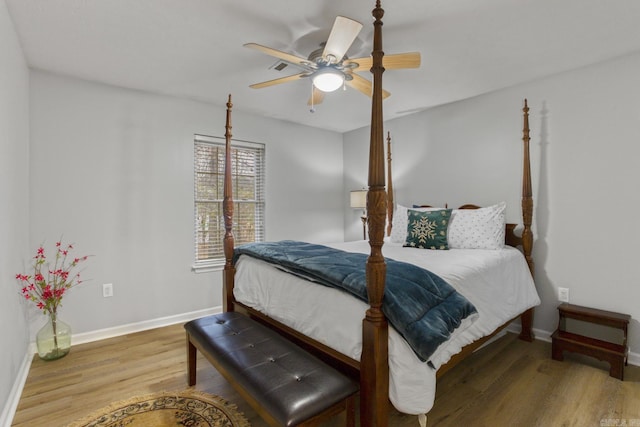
(383, 100), (534, 276)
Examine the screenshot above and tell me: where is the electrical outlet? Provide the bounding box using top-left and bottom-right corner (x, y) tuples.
(558, 287), (569, 303)
(102, 283), (114, 298)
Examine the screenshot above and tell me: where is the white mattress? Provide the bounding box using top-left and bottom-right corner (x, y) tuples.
(234, 240), (540, 415)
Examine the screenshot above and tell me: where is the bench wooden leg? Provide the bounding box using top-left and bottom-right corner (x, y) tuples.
(187, 333), (197, 386)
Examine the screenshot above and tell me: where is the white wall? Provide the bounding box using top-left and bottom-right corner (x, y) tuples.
(0, 0), (30, 423)
(344, 51), (640, 356)
(29, 70), (344, 336)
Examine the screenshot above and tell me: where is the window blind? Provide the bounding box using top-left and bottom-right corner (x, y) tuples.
(193, 135), (265, 271)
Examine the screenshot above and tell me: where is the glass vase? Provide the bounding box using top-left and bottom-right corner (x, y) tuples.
(36, 313), (71, 361)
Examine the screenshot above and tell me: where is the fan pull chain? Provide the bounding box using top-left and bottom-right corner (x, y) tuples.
(309, 82), (316, 113)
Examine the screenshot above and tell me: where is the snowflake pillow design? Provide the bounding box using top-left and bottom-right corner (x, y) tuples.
(403, 209), (452, 250)
(390, 205), (442, 244)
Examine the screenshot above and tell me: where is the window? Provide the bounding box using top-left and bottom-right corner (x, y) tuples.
(193, 135), (265, 272)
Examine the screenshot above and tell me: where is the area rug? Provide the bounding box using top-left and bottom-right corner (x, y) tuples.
(65, 389), (251, 427)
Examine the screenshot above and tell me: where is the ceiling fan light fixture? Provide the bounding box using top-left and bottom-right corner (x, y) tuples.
(312, 68), (345, 92)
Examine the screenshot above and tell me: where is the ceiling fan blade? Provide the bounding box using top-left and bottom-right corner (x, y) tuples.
(322, 16), (363, 62)
(345, 52), (421, 71)
(249, 73), (307, 89)
(346, 73), (390, 99)
(307, 87), (325, 106)
(244, 43), (312, 68)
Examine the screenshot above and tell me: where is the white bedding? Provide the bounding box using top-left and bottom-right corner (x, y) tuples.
(234, 240), (540, 415)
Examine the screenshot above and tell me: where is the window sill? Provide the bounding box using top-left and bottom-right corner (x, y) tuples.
(191, 260), (224, 274)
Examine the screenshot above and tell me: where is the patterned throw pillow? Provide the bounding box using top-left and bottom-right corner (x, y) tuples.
(404, 209), (452, 250)
(447, 202), (506, 249)
(390, 205), (442, 244)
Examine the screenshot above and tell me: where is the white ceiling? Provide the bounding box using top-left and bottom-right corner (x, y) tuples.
(6, 0), (640, 133)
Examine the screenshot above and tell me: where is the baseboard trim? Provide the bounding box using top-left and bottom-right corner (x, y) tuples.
(4, 306), (222, 427)
(0, 350), (35, 427)
(70, 306), (222, 346)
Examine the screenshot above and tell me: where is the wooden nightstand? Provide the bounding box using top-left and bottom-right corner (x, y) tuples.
(551, 303), (630, 380)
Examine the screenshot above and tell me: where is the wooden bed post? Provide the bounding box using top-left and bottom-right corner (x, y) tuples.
(223, 94), (236, 313)
(386, 132), (394, 237)
(362, 1), (389, 426)
(521, 99), (534, 276)
(519, 99), (535, 342)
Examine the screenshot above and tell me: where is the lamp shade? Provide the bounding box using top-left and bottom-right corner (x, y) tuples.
(312, 68), (345, 92)
(350, 190), (367, 209)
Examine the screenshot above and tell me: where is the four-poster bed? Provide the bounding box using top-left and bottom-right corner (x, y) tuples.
(220, 1), (538, 425)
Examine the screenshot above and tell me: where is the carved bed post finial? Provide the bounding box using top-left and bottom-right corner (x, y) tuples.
(223, 94), (236, 312)
(362, 1), (389, 426)
(386, 132), (394, 237)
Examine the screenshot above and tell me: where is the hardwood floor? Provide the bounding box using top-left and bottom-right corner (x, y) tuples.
(12, 323), (640, 426)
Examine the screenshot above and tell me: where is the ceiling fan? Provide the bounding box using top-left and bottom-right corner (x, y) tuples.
(244, 16), (421, 108)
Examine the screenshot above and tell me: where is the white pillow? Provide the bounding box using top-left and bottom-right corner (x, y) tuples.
(390, 205), (442, 244)
(447, 202), (506, 249)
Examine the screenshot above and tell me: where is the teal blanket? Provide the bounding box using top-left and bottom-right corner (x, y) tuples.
(234, 240), (477, 362)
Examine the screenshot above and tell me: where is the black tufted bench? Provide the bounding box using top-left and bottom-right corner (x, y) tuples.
(185, 312), (359, 426)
